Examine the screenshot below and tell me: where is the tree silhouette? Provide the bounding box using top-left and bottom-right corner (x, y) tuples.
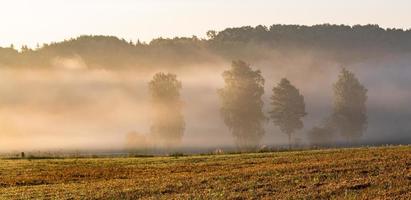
(149, 72), (184, 147)
(308, 117), (335, 147)
(218, 60), (265, 149)
(308, 126), (332, 147)
(332, 68), (367, 143)
(269, 78), (306, 148)
(2, 24), (411, 69)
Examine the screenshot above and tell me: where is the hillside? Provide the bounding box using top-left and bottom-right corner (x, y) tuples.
(1, 24), (411, 70)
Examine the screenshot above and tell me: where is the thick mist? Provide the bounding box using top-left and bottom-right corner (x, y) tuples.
(0, 51), (410, 153)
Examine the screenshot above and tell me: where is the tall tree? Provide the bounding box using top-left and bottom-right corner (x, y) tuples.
(269, 78), (306, 147)
(218, 60), (266, 149)
(149, 72), (184, 147)
(332, 68), (367, 143)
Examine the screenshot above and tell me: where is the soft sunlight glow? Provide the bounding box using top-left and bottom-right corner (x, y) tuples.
(1, 0), (411, 48)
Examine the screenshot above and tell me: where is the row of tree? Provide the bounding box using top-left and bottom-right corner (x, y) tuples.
(2, 24), (410, 69)
(147, 61), (367, 149)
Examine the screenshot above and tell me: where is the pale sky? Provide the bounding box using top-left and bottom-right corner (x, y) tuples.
(1, 0), (410, 48)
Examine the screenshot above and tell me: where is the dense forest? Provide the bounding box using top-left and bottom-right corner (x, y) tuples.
(1, 24), (411, 70)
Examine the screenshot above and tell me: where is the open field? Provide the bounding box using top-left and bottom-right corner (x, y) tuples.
(0, 146), (410, 199)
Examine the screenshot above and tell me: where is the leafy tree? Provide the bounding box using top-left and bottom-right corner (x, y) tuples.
(332, 68), (367, 143)
(308, 118), (335, 147)
(218, 60), (265, 149)
(149, 72), (184, 147)
(21, 45), (31, 53)
(206, 30), (217, 39)
(308, 126), (332, 147)
(269, 78), (306, 147)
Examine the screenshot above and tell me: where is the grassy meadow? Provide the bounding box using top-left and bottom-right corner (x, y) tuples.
(0, 146), (410, 199)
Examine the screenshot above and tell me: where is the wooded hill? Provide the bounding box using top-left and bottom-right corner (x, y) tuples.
(1, 24), (411, 70)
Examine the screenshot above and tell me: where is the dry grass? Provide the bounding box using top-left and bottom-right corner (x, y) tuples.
(0, 146), (410, 199)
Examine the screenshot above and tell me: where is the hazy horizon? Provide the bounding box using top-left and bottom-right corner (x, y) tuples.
(1, 1), (411, 153)
(1, 0), (411, 48)
(1, 2), (410, 200)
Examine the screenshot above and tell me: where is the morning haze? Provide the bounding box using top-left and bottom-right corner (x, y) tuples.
(0, 24), (411, 152)
(1, 1), (410, 199)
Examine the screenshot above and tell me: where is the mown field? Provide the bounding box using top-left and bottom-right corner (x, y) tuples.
(0, 146), (410, 199)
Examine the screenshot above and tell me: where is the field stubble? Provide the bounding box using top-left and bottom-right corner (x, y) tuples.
(0, 146), (410, 199)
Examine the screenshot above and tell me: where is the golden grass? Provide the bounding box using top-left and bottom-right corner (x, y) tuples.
(0, 146), (410, 199)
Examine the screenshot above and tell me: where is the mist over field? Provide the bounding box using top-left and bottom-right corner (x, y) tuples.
(3, 1), (411, 199)
(0, 24), (410, 152)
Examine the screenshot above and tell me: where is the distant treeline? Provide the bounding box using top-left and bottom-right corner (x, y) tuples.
(1, 24), (411, 69)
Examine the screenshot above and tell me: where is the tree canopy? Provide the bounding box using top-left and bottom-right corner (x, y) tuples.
(269, 78), (306, 146)
(218, 60), (266, 149)
(148, 72), (184, 147)
(1, 24), (411, 70)
(332, 68), (367, 143)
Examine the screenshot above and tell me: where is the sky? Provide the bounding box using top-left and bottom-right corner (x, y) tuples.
(0, 0), (411, 48)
